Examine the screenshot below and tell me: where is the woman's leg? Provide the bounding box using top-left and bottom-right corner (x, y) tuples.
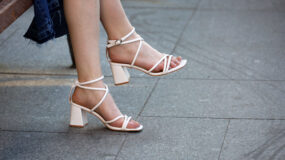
(63, 0), (140, 128)
(100, 0), (182, 72)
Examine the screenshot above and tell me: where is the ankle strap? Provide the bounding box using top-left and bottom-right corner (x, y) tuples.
(106, 27), (144, 67)
(106, 27), (143, 48)
(75, 76), (105, 91)
(69, 75), (109, 111)
(76, 76), (104, 85)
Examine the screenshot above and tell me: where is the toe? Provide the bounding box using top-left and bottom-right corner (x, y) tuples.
(153, 62), (164, 72)
(172, 57), (181, 65)
(170, 61), (177, 68)
(127, 120), (141, 129)
(177, 56), (182, 62)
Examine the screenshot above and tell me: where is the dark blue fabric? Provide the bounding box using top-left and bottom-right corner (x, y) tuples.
(24, 0), (69, 44)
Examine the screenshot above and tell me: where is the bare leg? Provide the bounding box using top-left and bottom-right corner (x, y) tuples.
(63, 0), (140, 129)
(100, 0), (182, 72)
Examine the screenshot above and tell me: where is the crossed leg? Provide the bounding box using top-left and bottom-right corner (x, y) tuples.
(63, 0), (140, 129)
(100, 0), (182, 72)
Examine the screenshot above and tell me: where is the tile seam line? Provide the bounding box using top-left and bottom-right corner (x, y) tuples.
(0, 72), (78, 76)
(0, 72), (152, 79)
(114, 79), (160, 160)
(124, 6), (283, 13)
(0, 129), (127, 136)
(170, 0), (202, 55)
(0, 72), (145, 79)
(1, 118), (283, 134)
(1, 73), (285, 82)
(140, 115), (285, 121)
(218, 120), (230, 160)
(137, 78), (160, 118)
(114, 134), (127, 160)
(0, 72), (149, 79)
(0, 29), (18, 47)
(159, 77), (285, 82)
(125, 6), (197, 10)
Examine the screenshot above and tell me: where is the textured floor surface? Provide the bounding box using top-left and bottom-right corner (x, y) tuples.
(0, 0), (284, 160)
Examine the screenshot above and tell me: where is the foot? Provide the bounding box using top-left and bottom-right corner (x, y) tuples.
(72, 80), (141, 129)
(107, 32), (182, 72)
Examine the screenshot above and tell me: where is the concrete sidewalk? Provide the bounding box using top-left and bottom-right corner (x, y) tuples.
(0, 0), (285, 159)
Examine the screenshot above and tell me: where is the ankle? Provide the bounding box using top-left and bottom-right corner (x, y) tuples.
(107, 26), (135, 40)
(71, 80), (106, 109)
(72, 87), (106, 109)
(77, 74), (103, 83)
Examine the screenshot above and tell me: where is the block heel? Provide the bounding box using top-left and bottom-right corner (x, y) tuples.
(69, 104), (88, 128)
(106, 27), (187, 86)
(68, 75), (143, 131)
(110, 63), (130, 85)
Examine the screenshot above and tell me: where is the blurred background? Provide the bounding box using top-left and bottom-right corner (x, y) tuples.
(0, 0), (284, 160)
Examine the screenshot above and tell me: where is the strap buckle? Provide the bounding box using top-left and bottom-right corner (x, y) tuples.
(115, 39), (123, 45)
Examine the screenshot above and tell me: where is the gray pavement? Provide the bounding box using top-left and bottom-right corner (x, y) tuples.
(0, 0), (285, 160)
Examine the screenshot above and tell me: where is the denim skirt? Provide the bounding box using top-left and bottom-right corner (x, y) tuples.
(24, 0), (68, 44)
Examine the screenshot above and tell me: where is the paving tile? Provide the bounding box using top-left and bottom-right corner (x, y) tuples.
(199, 0), (276, 11)
(0, 7), (192, 78)
(185, 10), (285, 49)
(0, 131), (122, 160)
(170, 9), (285, 80)
(220, 120), (285, 160)
(122, 0), (200, 8)
(117, 117), (228, 160)
(271, 0), (285, 12)
(0, 8), (76, 75)
(142, 79), (285, 119)
(0, 7), (107, 75)
(0, 3), (34, 45)
(0, 75), (155, 133)
(104, 8), (193, 77)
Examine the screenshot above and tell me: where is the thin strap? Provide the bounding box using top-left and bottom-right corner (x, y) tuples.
(122, 115), (132, 129)
(165, 55), (172, 72)
(121, 28), (135, 41)
(106, 27), (144, 68)
(74, 76), (106, 91)
(105, 114), (124, 124)
(148, 54), (167, 73)
(106, 28), (136, 48)
(121, 37), (143, 45)
(69, 83), (76, 104)
(69, 75), (108, 112)
(77, 76), (104, 85)
(106, 27), (173, 74)
(131, 40), (143, 66)
(91, 84), (109, 111)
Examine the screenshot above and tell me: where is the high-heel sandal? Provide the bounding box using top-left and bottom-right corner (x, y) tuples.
(106, 27), (187, 85)
(68, 75), (143, 131)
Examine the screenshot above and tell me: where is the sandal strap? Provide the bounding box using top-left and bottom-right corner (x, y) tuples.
(106, 27), (144, 68)
(106, 27), (174, 74)
(105, 114), (132, 130)
(107, 28), (137, 48)
(69, 75), (109, 112)
(148, 54), (167, 73)
(130, 39), (143, 66)
(90, 84), (109, 111)
(165, 55), (173, 72)
(69, 76), (134, 130)
(75, 76), (104, 85)
(147, 54), (173, 73)
(122, 115), (132, 129)
(105, 114), (124, 124)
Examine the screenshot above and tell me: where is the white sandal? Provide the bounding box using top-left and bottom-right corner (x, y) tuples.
(106, 27), (187, 85)
(68, 75), (143, 131)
